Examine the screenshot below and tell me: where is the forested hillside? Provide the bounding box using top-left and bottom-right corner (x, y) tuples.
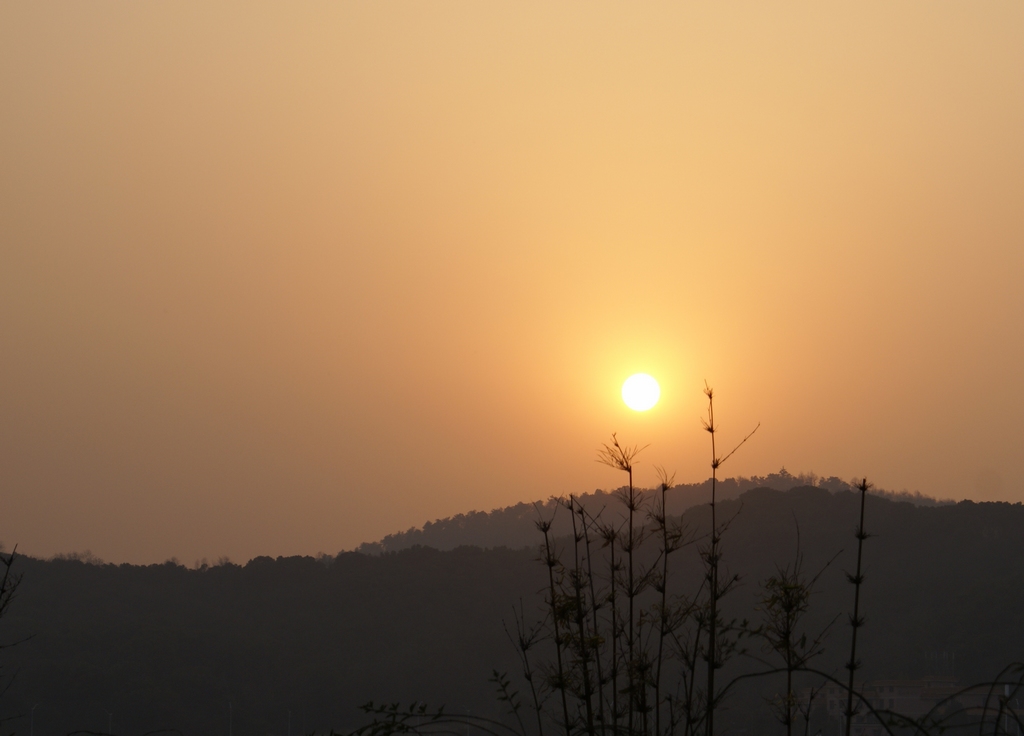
(1, 487), (1018, 736)
(357, 470), (949, 553)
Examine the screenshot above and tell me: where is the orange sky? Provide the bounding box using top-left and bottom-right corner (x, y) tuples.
(2, 2), (1022, 564)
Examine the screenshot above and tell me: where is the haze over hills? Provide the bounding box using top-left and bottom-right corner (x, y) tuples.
(3, 484), (1013, 736)
(4, 0), (1023, 570)
(3, 6), (1022, 736)
(357, 469), (955, 553)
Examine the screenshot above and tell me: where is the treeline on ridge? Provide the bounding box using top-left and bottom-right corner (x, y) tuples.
(357, 470), (952, 554)
(1, 486), (1020, 736)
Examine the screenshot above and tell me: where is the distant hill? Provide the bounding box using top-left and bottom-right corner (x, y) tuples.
(1, 485), (1009, 736)
(357, 469), (953, 553)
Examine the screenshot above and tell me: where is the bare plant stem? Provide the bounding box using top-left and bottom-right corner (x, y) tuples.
(581, 506), (608, 735)
(654, 479), (672, 736)
(541, 521), (572, 736)
(569, 496), (597, 736)
(508, 602), (545, 736)
(606, 526), (621, 732)
(683, 616), (703, 736)
(627, 465), (637, 736)
(704, 387), (720, 736)
(844, 478), (871, 736)
(597, 435), (645, 736)
(801, 687), (818, 736)
(700, 385), (759, 736)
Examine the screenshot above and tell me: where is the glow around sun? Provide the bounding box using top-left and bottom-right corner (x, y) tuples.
(621, 373), (660, 411)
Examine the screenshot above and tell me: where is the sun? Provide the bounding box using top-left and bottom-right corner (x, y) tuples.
(621, 373), (660, 411)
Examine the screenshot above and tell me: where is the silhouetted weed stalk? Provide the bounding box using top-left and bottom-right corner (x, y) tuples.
(699, 383), (759, 736)
(843, 478), (871, 736)
(0, 545), (24, 728)
(753, 526), (838, 736)
(349, 386), (1024, 736)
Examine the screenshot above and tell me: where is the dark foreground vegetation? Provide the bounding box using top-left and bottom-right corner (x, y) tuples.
(3, 487), (1024, 736)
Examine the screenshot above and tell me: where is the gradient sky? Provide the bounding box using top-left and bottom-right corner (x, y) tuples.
(2, 2), (1022, 564)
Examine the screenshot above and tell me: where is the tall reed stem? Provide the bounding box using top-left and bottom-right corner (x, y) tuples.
(700, 384), (758, 736)
(844, 478), (871, 736)
(540, 520), (572, 736)
(602, 524), (621, 732)
(653, 472), (675, 736)
(581, 505), (608, 734)
(569, 496), (597, 736)
(597, 435), (646, 736)
(704, 387), (720, 736)
(627, 464), (636, 736)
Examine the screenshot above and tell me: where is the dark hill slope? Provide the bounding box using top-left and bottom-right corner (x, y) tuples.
(679, 487), (1024, 681)
(3, 547), (545, 736)
(359, 471), (949, 552)
(2, 488), (1019, 736)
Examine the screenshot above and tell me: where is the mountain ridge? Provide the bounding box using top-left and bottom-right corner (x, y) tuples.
(356, 469), (954, 553)
(1, 486), (1019, 736)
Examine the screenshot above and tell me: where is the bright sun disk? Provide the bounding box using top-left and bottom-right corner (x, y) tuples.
(622, 373), (660, 411)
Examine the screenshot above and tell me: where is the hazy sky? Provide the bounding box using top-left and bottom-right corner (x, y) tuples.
(2, 2), (1022, 564)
